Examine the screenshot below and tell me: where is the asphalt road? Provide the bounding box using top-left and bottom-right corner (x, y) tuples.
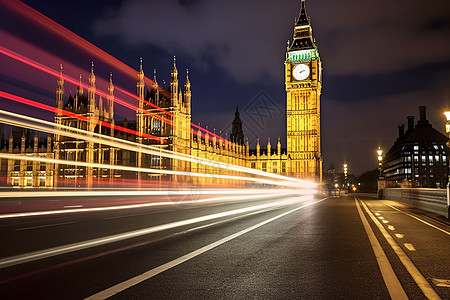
(0, 192), (449, 299)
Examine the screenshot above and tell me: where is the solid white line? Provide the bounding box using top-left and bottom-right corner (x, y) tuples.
(354, 197), (408, 300)
(0, 196), (313, 269)
(15, 222), (76, 231)
(383, 201), (450, 236)
(359, 198), (441, 300)
(84, 197), (328, 300)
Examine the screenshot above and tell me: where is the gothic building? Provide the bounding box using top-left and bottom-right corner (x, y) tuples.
(1, 0), (323, 187)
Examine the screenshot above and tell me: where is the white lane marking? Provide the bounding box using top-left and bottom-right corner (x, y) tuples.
(383, 202), (450, 236)
(104, 213), (146, 220)
(404, 243), (416, 252)
(84, 197), (328, 300)
(378, 216), (384, 220)
(64, 205), (83, 209)
(431, 278), (450, 287)
(375, 213), (380, 216)
(395, 234), (404, 239)
(388, 225), (395, 231)
(354, 198), (408, 300)
(15, 222), (76, 231)
(0, 196), (317, 269)
(382, 220), (389, 224)
(359, 198), (441, 300)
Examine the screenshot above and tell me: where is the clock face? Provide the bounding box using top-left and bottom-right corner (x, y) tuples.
(292, 64), (310, 81)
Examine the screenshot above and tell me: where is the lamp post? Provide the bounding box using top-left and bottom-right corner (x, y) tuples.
(377, 146), (385, 199)
(444, 110), (450, 217)
(343, 163), (348, 194)
(377, 147), (383, 177)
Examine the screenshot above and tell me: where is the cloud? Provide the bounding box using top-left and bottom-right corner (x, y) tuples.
(94, 0), (297, 84)
(312, 0), (450, 76)
(94, 0), (450, 82)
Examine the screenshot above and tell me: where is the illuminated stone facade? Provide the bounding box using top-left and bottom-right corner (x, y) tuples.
(285, 0), (322, 181)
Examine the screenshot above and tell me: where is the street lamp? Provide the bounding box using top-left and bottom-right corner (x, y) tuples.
(343, 163), (348, 193)
(444, 109), (450, 215)
(377, 147), (383, 177)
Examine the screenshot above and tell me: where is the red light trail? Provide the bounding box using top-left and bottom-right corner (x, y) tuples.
(0, 0), (227, 141)
(0, 45), (173, 126)
(0, 90), (166, 143)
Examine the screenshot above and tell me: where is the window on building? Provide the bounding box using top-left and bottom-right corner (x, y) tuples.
(251, 162), (256, 169)
(262, 162), (267, 172)
(282, 162), (286, 173)
(413, 145), (419, 150)
(273, 162), (278, 173)
(153, 119), (161, 132)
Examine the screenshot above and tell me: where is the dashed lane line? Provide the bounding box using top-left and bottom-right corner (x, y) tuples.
(358, 197), (441, 300)
(404, 243), (416, 252)
(14, 222), (76, 231)
(354, 197), (407, 300)
(383, 201), (450, 236)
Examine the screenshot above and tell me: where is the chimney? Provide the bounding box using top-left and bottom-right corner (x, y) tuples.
(398, 124), (405, 138)
(418, 106), (429, 125)
(407, 116), (414, 133)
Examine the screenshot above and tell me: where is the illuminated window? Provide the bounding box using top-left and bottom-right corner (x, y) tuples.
(262, 162), (267, 172)
(153, 119), (161, 132)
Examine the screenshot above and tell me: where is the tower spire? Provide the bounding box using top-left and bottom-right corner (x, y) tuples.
(289, 0), (316, 51)
(296, 0), (309, 27)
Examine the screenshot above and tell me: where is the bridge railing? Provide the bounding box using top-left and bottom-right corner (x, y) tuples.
(382, 188), (449, 218)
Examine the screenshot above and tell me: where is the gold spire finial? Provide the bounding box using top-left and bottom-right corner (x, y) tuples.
(60, 64), (63, 76)
(140, 57), (143, 70)
(91, 61), (94, 73)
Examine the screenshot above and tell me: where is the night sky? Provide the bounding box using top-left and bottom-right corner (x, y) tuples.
(1, 0), (450, 176)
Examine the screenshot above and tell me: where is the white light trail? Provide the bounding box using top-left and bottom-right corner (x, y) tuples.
(0, 152), (304, 187)
(0, 195), (315, 268)
(0, 109), (317, 188)
(0, 189), (309, 219)
(0, 188), (313, 199)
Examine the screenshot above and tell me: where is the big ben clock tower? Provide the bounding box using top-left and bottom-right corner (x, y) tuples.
(285, 0), (322, 181)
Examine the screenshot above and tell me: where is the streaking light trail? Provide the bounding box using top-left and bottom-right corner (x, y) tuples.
(0, 45), (173, 126)
(0, 195), (315, 267)
(0, 90), (166, 143)
(0, 1), (230, 140)
(0, 109), (317, 187)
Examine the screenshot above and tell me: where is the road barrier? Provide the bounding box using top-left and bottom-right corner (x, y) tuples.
(382, 188), (449, 218)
